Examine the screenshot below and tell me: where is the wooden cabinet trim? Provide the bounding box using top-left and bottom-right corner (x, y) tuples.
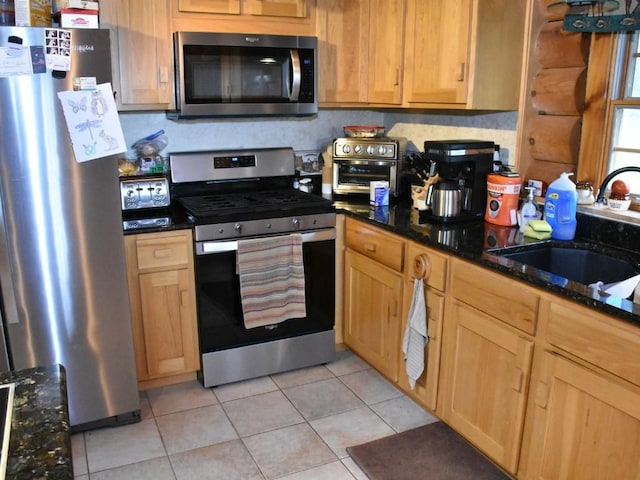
(135, 232), (192, 270)
(345, 217), (405, 273)
(542, 298), (640, 387)
(450, 258), (539, 335)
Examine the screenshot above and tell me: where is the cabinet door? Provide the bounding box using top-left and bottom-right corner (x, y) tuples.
(107, 0), (173, 109)
(178, 0), (240, 13)
(403, 0), (470, 104)
(344, 249), (403, 381)
(139, 268), (199, 379)
(316, 0), (369, 103)
(441, 300), (533, 474)
(521, 352), (640, 480)
(366, 0), (404, 104)
(245, 0), (307, 17)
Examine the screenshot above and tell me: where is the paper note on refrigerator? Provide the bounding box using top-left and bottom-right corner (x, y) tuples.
(57, 82), (126, 162)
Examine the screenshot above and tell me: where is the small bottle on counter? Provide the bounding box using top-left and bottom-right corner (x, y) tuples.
(518, 187), (541, 233)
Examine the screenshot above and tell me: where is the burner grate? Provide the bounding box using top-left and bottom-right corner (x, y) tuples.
(178, 189), (332, 220)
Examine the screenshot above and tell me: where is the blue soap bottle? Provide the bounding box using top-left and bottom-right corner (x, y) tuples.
(544, 172), (577, 240)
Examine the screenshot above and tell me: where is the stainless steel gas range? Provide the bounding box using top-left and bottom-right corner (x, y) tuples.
(170, 147), (336, 387)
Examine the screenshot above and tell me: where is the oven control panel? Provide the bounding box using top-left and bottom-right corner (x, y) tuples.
(333, 138), (401, 159)
(120, 176), (170, 210)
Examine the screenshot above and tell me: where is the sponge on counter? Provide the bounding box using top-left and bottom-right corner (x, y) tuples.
(524, 224), (552, 240)
(527, 219), (552, 232)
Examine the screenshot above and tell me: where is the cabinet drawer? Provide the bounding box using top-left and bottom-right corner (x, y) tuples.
(136, 231), (192, 270)
(545, 299), (640, 386)
(345, 218), (405, 272)
(450, 258), (539, 334)
(406, 242), (448, 292)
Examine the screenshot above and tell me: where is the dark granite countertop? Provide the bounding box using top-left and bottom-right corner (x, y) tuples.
(0, 365), (72, 479)
(121, 194), (640, 327)
(334, 197), (640, 327)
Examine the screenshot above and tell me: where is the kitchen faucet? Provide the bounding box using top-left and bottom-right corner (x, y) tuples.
(595, 166), (640, 203)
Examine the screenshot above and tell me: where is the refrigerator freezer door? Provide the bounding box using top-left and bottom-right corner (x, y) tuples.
(0, 27), (139, 428)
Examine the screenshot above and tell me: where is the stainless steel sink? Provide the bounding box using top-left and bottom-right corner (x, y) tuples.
(486, 241), (640, 288)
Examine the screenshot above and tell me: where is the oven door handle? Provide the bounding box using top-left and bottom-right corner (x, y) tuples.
(196, 228), (335, 255)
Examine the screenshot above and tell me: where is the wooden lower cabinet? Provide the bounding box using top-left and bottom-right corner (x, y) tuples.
(125, 230), (199, 388)
(340, 217), (640, 479)
(519, 351), (640, 480)
(343, 249), (403, 382)
(440, 300), (533, 475)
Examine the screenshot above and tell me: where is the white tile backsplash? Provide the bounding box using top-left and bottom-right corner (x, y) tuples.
(119, 109), (518, 166)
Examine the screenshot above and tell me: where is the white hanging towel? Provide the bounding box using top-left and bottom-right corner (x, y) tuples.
(402, 278), (428, 390)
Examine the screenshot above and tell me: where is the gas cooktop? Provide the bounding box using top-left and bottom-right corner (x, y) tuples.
(178, 188), (333, 222)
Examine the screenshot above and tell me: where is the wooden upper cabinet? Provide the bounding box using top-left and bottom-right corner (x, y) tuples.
(404, 0), (471, 105)
(177, 0), (241, 14)
(316, 0), (404, 105)
(101, 0), (173, 110)
(403, 0), (526, 110)
(367, 0), (405, 104)
(172, 0), (315, 35)
(178, 0), (306, 16)
(245, 0), (307, 17)
(316, 0), (369, 103)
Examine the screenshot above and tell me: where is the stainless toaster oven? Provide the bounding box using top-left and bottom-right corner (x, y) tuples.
(332, 137), (406, 196)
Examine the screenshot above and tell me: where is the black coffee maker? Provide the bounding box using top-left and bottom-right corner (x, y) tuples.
(423, 140), (495, 219)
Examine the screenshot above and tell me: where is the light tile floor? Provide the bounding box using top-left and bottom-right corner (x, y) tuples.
(71, 349), (438, 479)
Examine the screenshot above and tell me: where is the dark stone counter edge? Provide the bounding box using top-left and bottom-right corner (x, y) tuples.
(0, 364), (73, 479)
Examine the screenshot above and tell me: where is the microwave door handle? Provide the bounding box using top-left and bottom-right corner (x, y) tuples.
(289, 49), (301, 102)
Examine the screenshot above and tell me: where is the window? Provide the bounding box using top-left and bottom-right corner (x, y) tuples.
(606, 32), (640, 195)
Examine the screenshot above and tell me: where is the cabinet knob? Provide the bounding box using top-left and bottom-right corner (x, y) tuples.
(413, 254), (431, 280)
(364, 243), (377, 253)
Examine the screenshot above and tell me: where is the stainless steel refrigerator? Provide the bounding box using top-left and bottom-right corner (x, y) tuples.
(0, 27), (139, 429)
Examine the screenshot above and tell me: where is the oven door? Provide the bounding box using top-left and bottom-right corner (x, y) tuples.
(194, 228), (335, 355)
(333, 159), (398, 195)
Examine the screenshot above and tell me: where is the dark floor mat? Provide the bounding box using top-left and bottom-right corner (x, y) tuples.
(347, 421), (511, 480)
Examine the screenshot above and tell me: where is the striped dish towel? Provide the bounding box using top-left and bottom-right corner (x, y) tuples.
(237, 233), (307, 329)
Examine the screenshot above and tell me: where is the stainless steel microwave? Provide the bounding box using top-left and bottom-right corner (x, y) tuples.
(168, 32), (317, 119)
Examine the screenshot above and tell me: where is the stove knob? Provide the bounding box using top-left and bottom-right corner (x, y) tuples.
(292, 218), (300, 230)
(341, 144), (351, 154)
(378, 145), (388, 155)
(234, 223), (242, 234)
(366, 145), (376, 155)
